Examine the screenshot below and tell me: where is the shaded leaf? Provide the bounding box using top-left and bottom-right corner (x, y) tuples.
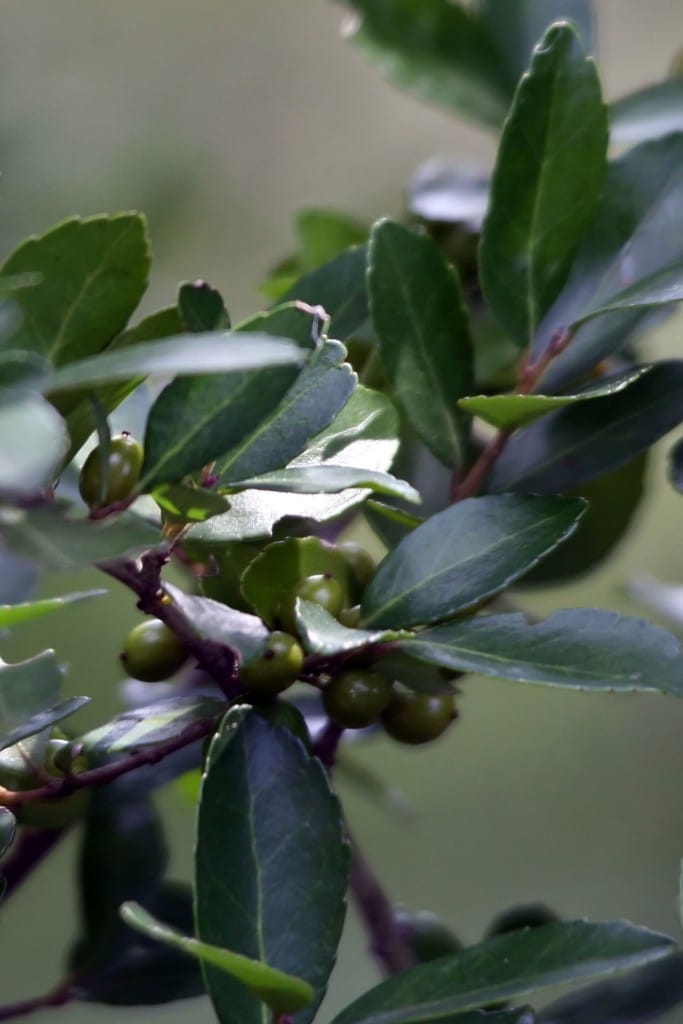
(0, 214), (150, 366)
(459, 368), (648, 430)
(611, 80), (683, 145)
(0, 807), (16, 857)
(571, 259), (683, 327)
(296, 209), (367, 270)
(237, 302), (324, 350)
(0, 589), (106, 630)
(280, 246), (368, 341)
(163, 583), (268, 664)
(121, 902), (313, 1013)
(0, 651), (88, 752)
(195, 708), (349, 1024)
(397, 609), (683, 693)
(364, 500), (422, 550)
(360, 495), (585, 628)
(331, 921), (675, 1024)
(480, 22), (607, 348)
(153, 483), (230, 524)
(487, 361), (683, 494)
(368, 220), (473, 468)
(231, 464), (420, 503)
(0, 391), (69, 499)
(296, 599), (404, 656)
(178, 281), (231, 331)
(669, 435), (683, 493)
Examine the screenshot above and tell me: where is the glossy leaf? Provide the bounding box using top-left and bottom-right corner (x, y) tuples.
(237, 302), (327, 350)
(343, 0), (510, 128)
(0, 214), (150, 366)
(187, 386), (400, 542)
(397, 609), (683, 693)
(162, 583), (268, 664)
(295, 600), (404, 656)
(0, 589), (106, 630)
(153, 483), (230, 524)
(368, 220), (473, 468)
(0, 807), (15, 857)
(231, 464), (419, 503)
(121, 902), (314, 1013)
(611, 80), (683, 145)
(0, 391), (69, 499)
(364, 500), (422, 550)
(459, 368), (648, 430)
(536, 134), (683, 389)
(0, 650), (88, 752)
(178, 280), (231, 331)
(487, 361), (683, 494)
(46, 330), (304, 393)
(0, 503), (159, 571)
(296, 209), (367, 270)
(480, 22), (607, 349)
(331, 921), (675, 1024)
(216, 340), (356, 484)
(571, 259), (683, 327)
(281, 246), (368, 341)
(195, 708), (349, 1024)
(360, 495), (585, 628)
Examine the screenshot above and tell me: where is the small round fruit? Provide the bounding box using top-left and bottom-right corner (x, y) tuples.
(278, 573), (346, 634)
(120, 620), (188, 682)
(382, 691), (456, 746)
(336, 542), (376, 597)
(395, 907), (462, 962)
(323, 670), (392, 729)
(79, 433), (143, 508)
(485, 903), (559, 937)
(240, 631), (304, 695)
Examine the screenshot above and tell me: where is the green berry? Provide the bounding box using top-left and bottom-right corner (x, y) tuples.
(323, 669), (392, 729)
(240, 631), (304, 695)
(120, 620), (188, 682)
(338, 604), (362, 629)
(394, 907), (462, 962)
(382, 691), (456, 746)
(485, 903), (559, 937)
(79, 433), (143, 508)
(336, 542), (376, 598)
(278, 573), (346, 634)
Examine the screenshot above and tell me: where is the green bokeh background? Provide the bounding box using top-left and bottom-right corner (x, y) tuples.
(2, 1), (683, 1020)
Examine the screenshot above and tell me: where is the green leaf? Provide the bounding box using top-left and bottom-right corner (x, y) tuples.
(536, 135), (683, 390)
(178, 281), (231, 331)
(368, 220), (474, 468)
(296, 209), (367, 269)
(571, 259), (683, 327)
(121, 902), (313, 1014)
(364, 500), (422, 550)
(295, 600), (403, 656)
(487, 361), (683, 494)
(0, 650), (88, 752)
(0, 391), (69, 499)
(0, 503), (159, 571)
(237, 302), (323, 349)
(0, 807), (15, 857)
(331, 921), (675, 1024)
(360, 494), (585, 628)
(478, 0), (595, 92)
(241, 536), (354, 626)
(480, 22), (607, 349)
(162, 583), (268, 664)
(343, 0), (510, 128)
(459, 368), (648, 430)
(187, 385), (400, 542)
(75, 695), (223, 765)
(0, 349), (51, 388)
(153, 483), (230, 524)
(195, 707), (349, 1024)
(215, 340), (356, 484)
(0, 588), (106, 629)
(611, 80), (683, 145)
(231, 465), (420, 503)
(46, 330), (305, 394)
(669, 436), (683, 494)
(281, 246), (368, 342)
(0, 213), (150, 366)
(398, 609), (683, 693)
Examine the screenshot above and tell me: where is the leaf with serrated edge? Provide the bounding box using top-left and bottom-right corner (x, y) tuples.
(397, 609), (683, 693)
(330, 921), (675, 1024)
(121, 902), (313, 1013)
(195, 708), (349, 1024)
(360, 495), (585, 629)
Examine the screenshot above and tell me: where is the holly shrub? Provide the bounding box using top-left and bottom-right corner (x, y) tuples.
(2, 2), (683, 1023)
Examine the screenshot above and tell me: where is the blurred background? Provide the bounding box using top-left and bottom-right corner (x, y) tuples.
(2, 1), (683, 1021)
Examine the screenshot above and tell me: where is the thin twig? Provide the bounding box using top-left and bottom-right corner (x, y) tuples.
(0, 826), (70, 905)
(312, 720), (345, 770)
(0, 977), (76, 1021)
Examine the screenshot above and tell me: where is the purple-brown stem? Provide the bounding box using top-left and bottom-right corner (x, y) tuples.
(0, 977), (76, 1021)
(0, 826), (70, 905)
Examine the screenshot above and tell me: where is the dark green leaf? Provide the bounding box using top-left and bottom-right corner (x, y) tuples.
(121, 902), (313, 1013)
(0, 214), (150, 366)
(216, 340), (356, 484)
(0, 589), (106, 629)
(0, 349), (50, 388)
(237, 302), (322, 349)
(611, 80), (683, 145)
(669, 436), (683, 493)
(0, 807), (15, 857)
(0, 391), (69, 499)
(478, 0), (595, 91)
(459, 368), (648, 430)
(398, 609), (683, 692)
(536, 135), (683, 389)
(153, 483), (230, 524)
(163, 583), (268, 664)
(47, 330), (304, 394)
(331, 921), (675, 1024)
(360, 495), (585, 628)
(231, 464), (419, 503)
(487, 361), (683, 494)
(407, 160), (489, 227)
(368, 220), (474, 468)
(296, 599), (403, 656)
(296, 209), (367, 269)
(364, 500), (423, 550)
(281, 246), (368, 341)
(571, 259), (683, 327)
(480, 22), (607, 349)
(343, 0), (510, 128)
(0, 502), (159, 571)
(178, 281), (231, 332)
(195, 708), (349, 1024)
(0, 651), (88, 752)
(187, 385), (400, 542)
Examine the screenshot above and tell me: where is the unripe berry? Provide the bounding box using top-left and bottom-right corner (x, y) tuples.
(79, 432), (143, 508)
